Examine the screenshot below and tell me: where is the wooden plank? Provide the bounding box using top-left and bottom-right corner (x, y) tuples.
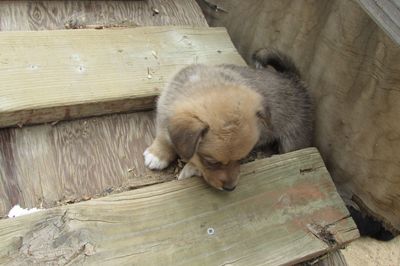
(298, 250), (348, 266)
(0, 26), (244, 128)
(0, 148), (359, 265)
(198, 0), (400, 233)
(0, 111), (179, 218)
(357, 0), (400, 46)
(0, 0), (208, 31)
(0, 0), (210, 218)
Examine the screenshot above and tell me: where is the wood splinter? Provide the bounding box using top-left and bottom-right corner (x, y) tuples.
(307, 223), (337, 247)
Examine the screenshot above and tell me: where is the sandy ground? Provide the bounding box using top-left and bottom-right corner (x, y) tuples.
(342, 236), (400, 266)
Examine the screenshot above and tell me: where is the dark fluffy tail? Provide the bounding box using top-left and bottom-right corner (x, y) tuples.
(252, 48), (301, 78)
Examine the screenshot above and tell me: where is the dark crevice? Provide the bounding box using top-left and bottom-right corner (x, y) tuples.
(347, 205), (395, 241)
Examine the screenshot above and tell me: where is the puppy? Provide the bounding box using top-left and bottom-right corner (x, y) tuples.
(144, 49), (313, 191)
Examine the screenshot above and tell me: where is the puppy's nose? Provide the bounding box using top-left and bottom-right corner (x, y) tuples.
(222, 186), (236, 192)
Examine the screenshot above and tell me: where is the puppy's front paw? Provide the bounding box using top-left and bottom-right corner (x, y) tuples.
(143, 148), (169, 170)
(178, 163), (202, 180)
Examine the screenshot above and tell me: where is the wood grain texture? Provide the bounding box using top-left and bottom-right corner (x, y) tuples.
(357, 0), (400, 45)
(198, 0), (400, 232)
(316, 251), (348, 266)
(298, 250), (347, 266)
(0, 148), (359, 265)
(0, 0), (210, 218)
(0, 0), (208, 31)
(0, 111), (180, 218)
(0, 26), (244, 128)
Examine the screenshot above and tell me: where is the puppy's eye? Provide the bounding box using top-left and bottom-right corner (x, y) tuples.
(200, 155), (222, 169)
(205, 160), (222, 169)
(206, 160), (221, 167)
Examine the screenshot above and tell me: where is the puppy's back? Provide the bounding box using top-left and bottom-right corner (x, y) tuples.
(218, 50), (313, 152)
(158, 50), (313, 153)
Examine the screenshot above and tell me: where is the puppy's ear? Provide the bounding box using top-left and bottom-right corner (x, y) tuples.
(167, 112), (209, 160)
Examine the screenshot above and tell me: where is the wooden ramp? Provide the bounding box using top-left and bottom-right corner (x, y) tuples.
(0, 148), (359, 265)
(0, 26), (244, 128)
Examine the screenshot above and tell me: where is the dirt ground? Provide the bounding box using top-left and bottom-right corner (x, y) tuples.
(342, 236), (400, 266)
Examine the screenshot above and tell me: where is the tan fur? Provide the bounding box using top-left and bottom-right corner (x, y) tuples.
(144, 53), (313, 191)
(179, 85), (262, 190)
(147, 83), (263, 190)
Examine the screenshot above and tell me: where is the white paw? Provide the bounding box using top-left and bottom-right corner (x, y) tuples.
(143, 148), (169, 170)
(255, 61), (263, 69)
(178, 163), (202, 180)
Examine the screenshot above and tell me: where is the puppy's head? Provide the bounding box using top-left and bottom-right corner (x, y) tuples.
(168, 85), (269, 191)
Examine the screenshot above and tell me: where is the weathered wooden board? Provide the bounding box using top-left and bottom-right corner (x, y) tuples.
(0, 0), (208, 30)
(198, 0), (400, 232)
(357, 0), (400, 45)
(0, 111), (179, 218)
(0, 0), (210, 218)
(298, 250), (347, 266)
(0, 26), (244, 128)
(0, 148), (359, 265)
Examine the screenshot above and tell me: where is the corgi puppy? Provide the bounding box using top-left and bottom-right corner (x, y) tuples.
(143, 49), (313, 191)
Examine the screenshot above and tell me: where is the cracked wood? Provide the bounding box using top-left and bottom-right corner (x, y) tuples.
(0, 148), (359, 265)
(0, 0), (210, 218)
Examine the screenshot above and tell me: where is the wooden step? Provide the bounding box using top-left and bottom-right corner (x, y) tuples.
(0, 148), (359, 265)
(0, 26), (245, 128)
